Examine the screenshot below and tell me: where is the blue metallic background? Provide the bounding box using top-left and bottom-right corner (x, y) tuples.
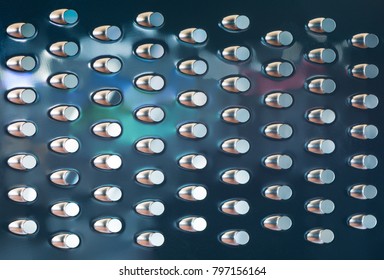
(0, 0), (383, 259)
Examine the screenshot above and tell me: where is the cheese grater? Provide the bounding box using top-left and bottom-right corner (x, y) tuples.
(0, 0), (383, 260)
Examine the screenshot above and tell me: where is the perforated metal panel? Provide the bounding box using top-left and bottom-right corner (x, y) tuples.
(0, 0), (383, 259)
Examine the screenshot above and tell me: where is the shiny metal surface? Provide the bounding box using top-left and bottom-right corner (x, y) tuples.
(221, 46), (250, 62)
(51, 202), (80, 218)
(348, 214), (377, 230)
(305, 228), (334, 244)
(264, 92), (293, 108)
(178, 59), (208, 76)
(264, 61), (294, 78)
(135, 200), (165, 216)
(136, 138), (165, 154)
(92, 25), (122, 41)
(348, 154), (378, 170)
(50, 137), (80, 154)
(49, 105), (80, 122)
(7, 154), (37, 170)
(93, 154), (122, 170)
(306, 169), (335, 184)
(306, 78), (336, 94)
(6, 55), (36, 72)
(263, 215), (293, 231)
(306, 139), (335, 154)
(221, 138), (250, 154)
(349, 124), (378, 140)
(307, 17), (336, 33)
(179, 28), (207, 44)
(135, 43), (165, 60)
(136, 12), (164, 27)
(6, 88), (37, 104)
(8, 186), (38, 203)
(221, 107), (250, 123)
(135, 74), (165, 91)
(49, 41), (79, 57)
(7, 22), (36, 39)
(178, 122), (208, 139)
(136, 12), (164, 28)
(0, 0), (382, 260)
(136, 232), (165, 247)
(350, 94), (379, 109)
(8, 219), (38, 235)
(178, 185), (207, 201)
(178, 91), (207, 107)
(49, 73), (79, 89)
(94, 186), (123, 202)
(93, 218), (123, 233)
(178, 154), (207, 170)
(136, 169), (165, 186)
(50, 169), (80, 186)
(263, 123), (293, 139)
(221, 76), (251, 93)
(306, 108), (336, 124)
(351, 33), (379, 49)
(49, 9), (78, 25)
(263, 185), (293, 201)
(220, 199), (250, 215)
(264, 30), (293, 47)
(92, 122), (122, 138)
(92, 57), (122, 74)
(221, 15), (250, 31)
(220, 230), (250, 246)
(306, 198), (335, 214)
(263, 154), (293, 170)
(51, 233), (80, 249)
(221, 169), (250, 185)
(350, 64), (379, 79)
(7, 121), (37, 137)
(178, 216), (207, 232)
(307, 48), (336, 64)
(92, 89), (123, 106)
(348, 184), (377, 200)
(135, 106), (165, 122)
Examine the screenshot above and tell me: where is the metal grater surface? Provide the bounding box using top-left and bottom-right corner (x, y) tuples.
(0, 0), (383, 260)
